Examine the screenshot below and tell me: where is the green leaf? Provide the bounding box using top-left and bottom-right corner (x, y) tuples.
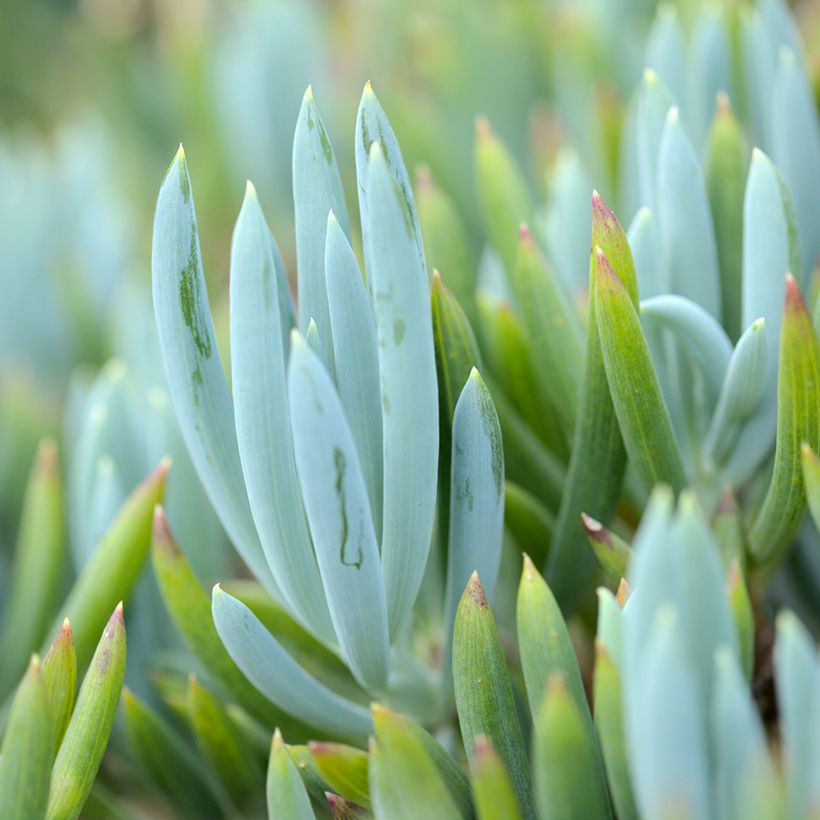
(325, 211), (384, 539)
(151, 508), (307, 736)
(0, 439), (65, 697)
(593, 645), (638, 820)
(802, 443), (820, 530)
(187, 675), (263, 806)
(547, 192), (636, 609)
(287, 333), (389, 690)
(41, 620), (77, 750)
(509, 226), (582, 436)
(474, 117), (531, 274)
(365, 141), (438, 638)
(293, 86), (349, 364)
(47, 605), (126, 820)
(417, 166), (478, 329)
(122, 688), (227, 818)
(504, 482), (554, 570)
(229, 181), (333, 641)
(712, 487), (746, 571)
(444, 370), (504, 675)
(470, 737), (521, 820)
(581, 513), (631, 582)
(705, 94), (747, 341)
(749, 276), (820, 565)
(43, 461), (167, 670)
(267, 730), (316, 820)
(212, 585), (371, 741)
(534, 675), (613, 820)
(309, 742), (370, 809)
(369, 705), (461, 820)
(0, 657), (52, 820)
(454, 573), (534, 820)
(151, 147), (274, 590)
(726, 560), (755, 683)
(594, 246), (686, 494)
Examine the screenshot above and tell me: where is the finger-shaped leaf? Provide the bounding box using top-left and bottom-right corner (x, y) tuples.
(504, 482), (554, 570)
(309, 742), (370, 809)
(44, 461), (167, 670)
(702, 318), (768, 467)
(151, 508), (308, 736)
(636, 69), (674, 218)
(509, 226), (582, 436)
(230, 182), (333, 640)
(639, 294), (732, 411)
(772, 48), (820, 287)
(369, 705), (461, 820)
(0, 657), (51, 820)
(355, 83), (425, 281)
(326, 212), (383, 539)
(122, 688), (227, 818)
(593, 645), (638, 820)
(740, 9), (777, 152)
(644, 4), (685, 114)
(596, 589), (625, 667)
(750, 277), (820, 564)
(47, 606), (126, 820)
(454, 574), (534, 820)
(774, 611), (820, 820)
(802, 443), (820, 529)
(0, 439), (65, 697)
(470, 737), (521, 820)
(212, 585), (371, 741)
(42, 620), (76, 750)
(534, 676), (613, 820)
(712, 648), (783, 820)
(547, 193), (636, 608)
(288, 334), (389, 690)
(727, 560), (755, 683)
(444, 370), (504, 676)
(594, 248), (686, 493)
(581, 513), (631, 582)
(474, 118), (531, 274)
(712, 487), (746, 570)
(657, 107), (721, 319)
(268, 730), (316, 820)
(417, 166), (478, 328)
(365, 142), (438, 638)
(705, 95), (747, 341)
(627, 207), (659, 299)
(151, 147), (273, 590)
(187, 675), (263, 806)
(293, 86), (349, 363)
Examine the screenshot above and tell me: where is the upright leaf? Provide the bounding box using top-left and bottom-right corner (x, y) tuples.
(309, 742), (371, 809)
(470, 737), (521, 820)
(41, 620), (77, 749)
(268, 730), (316, 820)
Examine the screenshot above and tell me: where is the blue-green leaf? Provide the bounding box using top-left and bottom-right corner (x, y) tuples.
(293, 87), (349, 368)
(287, 333), (389, 691)
(267, 730), (316, 820)
(325, 211), (383, 539)
(365, 142), (438, 638)
(151, 148), (274, 591)
(212, 585), (371, 741)
(644, 5), (686, 117)
(230, 181), (333, 642)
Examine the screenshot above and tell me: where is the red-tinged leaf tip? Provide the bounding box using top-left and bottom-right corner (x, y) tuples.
(580, 512), (613, 547)
(475, 115), (493, 141)
(112, 602), (125, 623)
(473, 735), (492, 758)
(594, 246), (621, 291)
(519, 222), (532, 243)
(615, 578), (630, 608)
(464, 571), (488, 608)
(785, 272), (808, 312)
(61, 617), (72, 635)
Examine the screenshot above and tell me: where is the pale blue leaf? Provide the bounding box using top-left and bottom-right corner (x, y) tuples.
(365, 143), (439, 638)
(287, 333), (389, 691)
(85, 456), (125, 564)
(757, 0), (802, 57)
(230, 182), (334, 641)
(152, 149), (275, 591)
(325, 211), (384, 540)
(636, 70), (675, 217)
(627, 207), (660, 299)
(644, 5), (686, 121)
(740, 10), (777, 151)
(772, 48), (820, 287)
(657, 107), (721, 319)
(355, 84), (426, 284)
(775, 611), (820, 819)
(443, 370), (504, 673)
(628, 608), (710, 820)
(712, 647), (782, 820)
(725, 149), (799, 485)
(292, 87), (349, 370)
(212, 585), (372, 740)
(640, 294), (732, 412)
(702, 318), (768, 468)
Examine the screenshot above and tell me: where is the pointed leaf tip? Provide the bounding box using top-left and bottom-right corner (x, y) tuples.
(465, 572), (487, 607)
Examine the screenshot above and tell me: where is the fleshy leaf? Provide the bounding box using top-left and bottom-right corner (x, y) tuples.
(309, 742), (370, 809)
(267, 730), (316, 820)
(470, 737), (522, 820)
(41, 620), (77, 750)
